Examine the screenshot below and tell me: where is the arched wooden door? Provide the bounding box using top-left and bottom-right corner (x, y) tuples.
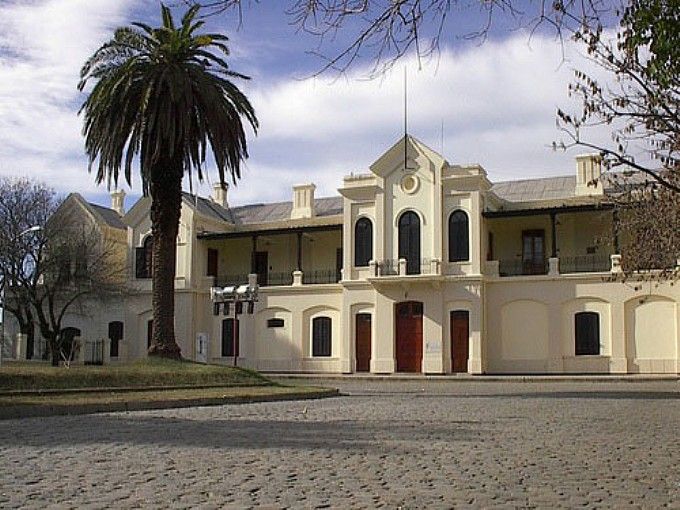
(395, 301), (423, 372)
(398, 212), (421, 275)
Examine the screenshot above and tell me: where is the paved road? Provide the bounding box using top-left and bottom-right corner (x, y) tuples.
(1, 380), (679, 509)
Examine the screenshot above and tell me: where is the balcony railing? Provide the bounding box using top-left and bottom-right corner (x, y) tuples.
(302, 269), (341, 284)
(559, 255), (611, 273)
(376, 258), (439, 276)
(216, 269), (339, 287)
(498, 259), (549, 277)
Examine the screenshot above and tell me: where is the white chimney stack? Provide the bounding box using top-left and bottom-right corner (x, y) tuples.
(575, 154), (604, 196)
(291, 183), (316, 219)
(212, 182), (229, 208)
(110, 189), (126, 216)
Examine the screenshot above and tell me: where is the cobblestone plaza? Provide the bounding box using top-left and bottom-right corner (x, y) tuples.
(1, 380), (679, 508)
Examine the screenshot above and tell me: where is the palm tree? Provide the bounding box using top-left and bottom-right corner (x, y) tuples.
(79, 4), (258, 359)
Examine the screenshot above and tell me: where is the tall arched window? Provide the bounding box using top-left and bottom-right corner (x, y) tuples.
(575, 312), (600, 355)
(398, 211), (421, 275)
(135, 236), (153, 279)
(312, 316), (332, 357)
(354, 218), (373, 267)
(448, 210), (469, 262)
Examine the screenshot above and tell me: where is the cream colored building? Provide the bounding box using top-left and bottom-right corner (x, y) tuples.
(11, 136), (680, 373)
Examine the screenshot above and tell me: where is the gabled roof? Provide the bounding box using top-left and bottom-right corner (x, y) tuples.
(61, 193), (127, 230)
(183, 192), (343, 226)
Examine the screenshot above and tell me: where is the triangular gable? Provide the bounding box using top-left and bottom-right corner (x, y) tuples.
(369, 135), (445, 178)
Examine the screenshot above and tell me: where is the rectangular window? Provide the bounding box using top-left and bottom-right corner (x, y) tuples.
(575, 312), (600, 355)
(522, 230), (545, 275)
(312, 317), (332, 357)
(207, 248), (218, 277)
(267, 318), (284, 328)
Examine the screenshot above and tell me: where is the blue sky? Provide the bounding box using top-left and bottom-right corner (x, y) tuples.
(0, 0), (612, 212)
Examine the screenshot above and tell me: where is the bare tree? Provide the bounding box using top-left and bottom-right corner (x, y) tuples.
(0, 178), (56, 360)
(0, 178), (129, 366)
(184, 0), (616, 75)
(556, 0), (678, 280)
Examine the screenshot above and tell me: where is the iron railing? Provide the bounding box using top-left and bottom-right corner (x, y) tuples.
(303, 270), (341, 284)
(560, 255), (610, 273)
(498, 259), (549, 276)
(377, 258), (435, 276)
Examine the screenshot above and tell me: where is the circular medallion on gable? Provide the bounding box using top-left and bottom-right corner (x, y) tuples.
(400, 174), (420, 194)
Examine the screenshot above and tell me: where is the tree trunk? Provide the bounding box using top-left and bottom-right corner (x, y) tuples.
(147, 160), (183, 360)
(48, 334), (59, 367)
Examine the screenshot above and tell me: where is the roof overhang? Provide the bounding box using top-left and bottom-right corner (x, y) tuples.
(198, 223), (342, 240)
(483, 203), (614, 218)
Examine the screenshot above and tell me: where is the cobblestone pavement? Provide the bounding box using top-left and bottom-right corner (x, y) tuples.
(1, 380), (679, 509)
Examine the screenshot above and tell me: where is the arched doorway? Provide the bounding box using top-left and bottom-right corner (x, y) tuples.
(395, 301), (423, 372)
(398, 211), (421, 275)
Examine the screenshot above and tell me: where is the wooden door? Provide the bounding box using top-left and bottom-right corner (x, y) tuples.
(395, 301), (423, 372)
(255, 251), (268, 286)
(522, 230), (545, 274)
(450, 310), (469, 373)
(355, 313), (371, 372)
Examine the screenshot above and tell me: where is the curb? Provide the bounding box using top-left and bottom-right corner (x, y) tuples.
(0, 382), (271, 398)
(0, 388), (339, 420)
(269, 374), (680, 383)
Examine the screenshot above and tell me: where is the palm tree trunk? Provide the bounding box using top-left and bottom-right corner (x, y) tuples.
(147, 161), (183, 359)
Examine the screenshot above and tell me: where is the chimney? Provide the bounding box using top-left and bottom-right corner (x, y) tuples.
(291, 183), (316, 219)
(575, 154), (604, 196)
(212, 182), (228, 208)
(110, 189), (126, 216)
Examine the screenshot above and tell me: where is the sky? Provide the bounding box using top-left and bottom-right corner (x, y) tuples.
(0, 0), (614, 211)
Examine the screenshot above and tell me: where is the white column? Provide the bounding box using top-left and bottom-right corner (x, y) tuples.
(103, 338), (111, 365)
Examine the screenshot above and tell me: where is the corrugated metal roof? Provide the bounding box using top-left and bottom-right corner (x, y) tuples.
(186, 193), (343, 225)
(490, 176), (577, 202)
(88, 203), (127, 230)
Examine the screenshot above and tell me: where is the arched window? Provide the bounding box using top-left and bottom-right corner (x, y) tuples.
(448, 210), (469, 262)
(108, 321), (123, 358)
(312, 316), (332, 357)
(135, 236), (153, 279)
(398, 211), (421, 275)
(354, 218), (373, 267)
(575, 312), (600, 355)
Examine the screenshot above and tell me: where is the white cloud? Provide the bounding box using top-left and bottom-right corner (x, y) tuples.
(0, 0), (137, 194)
(0, 2), (616, 210)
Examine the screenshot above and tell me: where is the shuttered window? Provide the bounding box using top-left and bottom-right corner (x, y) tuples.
(575, 312), (600, 355)
(312, 317), (332, 357)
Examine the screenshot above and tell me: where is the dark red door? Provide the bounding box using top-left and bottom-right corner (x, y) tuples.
(355, 313), (371, 372)
(450, 310), (469, 373)
(395, 302), (423, 372)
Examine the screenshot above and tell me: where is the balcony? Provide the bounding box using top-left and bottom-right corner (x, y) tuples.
(498, 259), (549, 277)
(373, 258), (441, 277)
(487, 254), (618, 277)
(559, 255), (611, 274)
(215, 268), (339, 288)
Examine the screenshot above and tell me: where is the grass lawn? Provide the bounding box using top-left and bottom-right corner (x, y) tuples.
(0, 358), (272, 391)
(0, 385), (332, 408)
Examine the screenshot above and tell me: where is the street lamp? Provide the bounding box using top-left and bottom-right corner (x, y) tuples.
(0, 225), (42, 367)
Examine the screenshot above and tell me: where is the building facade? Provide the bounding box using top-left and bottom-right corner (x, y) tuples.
(9, 136), (680, 373)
